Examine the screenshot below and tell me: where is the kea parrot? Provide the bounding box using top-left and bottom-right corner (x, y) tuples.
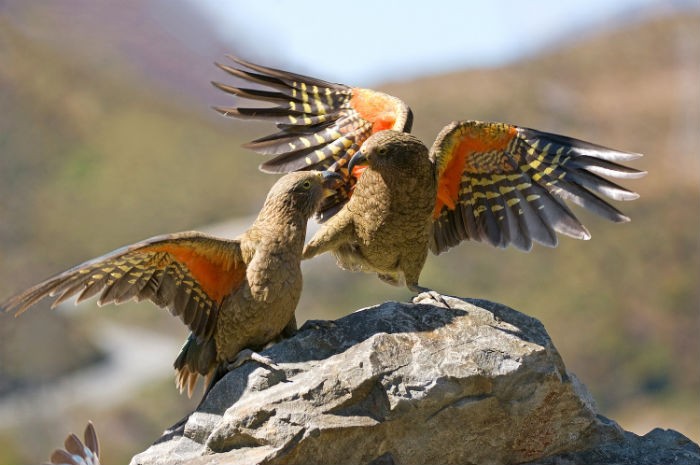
(1, 171), (342, 396)
(212, 56), (645, 294)
(46, 421), (101, 465)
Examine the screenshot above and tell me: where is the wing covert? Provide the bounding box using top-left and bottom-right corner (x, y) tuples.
(213, 55), (413, 218)
(1, 232), (246, 341)
(429, 120), (645, 254)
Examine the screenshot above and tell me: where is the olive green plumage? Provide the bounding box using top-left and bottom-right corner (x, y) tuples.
(303, 131), (437, 292)
(2, 171), (341, 396)
(213, 57), (645, 295)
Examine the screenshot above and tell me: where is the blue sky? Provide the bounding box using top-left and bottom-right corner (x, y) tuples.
(186, 0), (691, 85)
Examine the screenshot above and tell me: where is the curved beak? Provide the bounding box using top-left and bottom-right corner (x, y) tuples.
(320, 171), (344, 198)
(347, 150), (368, 173)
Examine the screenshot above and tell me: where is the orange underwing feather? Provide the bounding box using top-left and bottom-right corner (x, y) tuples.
(213, 56), (413, 221)
(144, 242), (245, 304)
(433, 150), (464, 217)
(429, 120), (644, 254)
(349, 88), (399, 133)
(0, 233), (245, 341)
(432, 122), (519, 218)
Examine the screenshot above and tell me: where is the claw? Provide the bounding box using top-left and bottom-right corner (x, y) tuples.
(227, 348), (279, 371)
(411, 289), (452, 308)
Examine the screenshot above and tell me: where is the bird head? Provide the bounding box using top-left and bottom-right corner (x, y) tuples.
(348, 130), (429, 177)
(264, 170), (343, 219)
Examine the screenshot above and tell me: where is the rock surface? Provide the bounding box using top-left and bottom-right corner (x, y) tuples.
(131, 295), (699, 465)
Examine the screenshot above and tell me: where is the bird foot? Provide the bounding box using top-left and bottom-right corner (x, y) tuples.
(225, 349), (290, 386)
(226, 348), (280, 372)
(411, 289), (452, 308)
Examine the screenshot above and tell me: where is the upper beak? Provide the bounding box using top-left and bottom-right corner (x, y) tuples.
(320, 171), (344, 198)
(347, 150), (368, 173)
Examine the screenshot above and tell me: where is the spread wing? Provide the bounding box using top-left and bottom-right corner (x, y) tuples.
(1, 232), (246, 342)
(429, 121), (646, 254)
(47, 421), (100, 465)
(212, 55), (412, 218)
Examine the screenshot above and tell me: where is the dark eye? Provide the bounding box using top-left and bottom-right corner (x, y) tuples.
(377, 146), (388, 156)
(300, 180), (312, 190)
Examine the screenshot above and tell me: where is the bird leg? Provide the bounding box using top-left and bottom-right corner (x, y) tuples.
(226, 348), (280, 371)
(226, 348), (290, 386)
(226, 315), (299, 376)
(279, 315), (298, 339)
(378, 273), (401, 286)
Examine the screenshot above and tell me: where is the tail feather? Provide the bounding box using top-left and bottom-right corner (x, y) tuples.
(174, 334), (218, 398)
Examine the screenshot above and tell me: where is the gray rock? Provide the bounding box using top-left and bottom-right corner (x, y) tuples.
(524, 428), (700, 465)
(130, 295), (699, 465)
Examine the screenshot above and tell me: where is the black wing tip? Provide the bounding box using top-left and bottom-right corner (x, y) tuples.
(617, 150), (644, 161)
(0, 297), (13, 314)
(210, 80), (234, 93)
(2, 290), (46, 317)
(259, 161), (296, 174)
(0, 304), (17, 316)
(242, 141), (258, 150)
(211, 105), (240, 118)
(218, 53), (346, 91)
(223, 54), (248, 66)
(577, 227), (592, 240)
(216, 56), (248, 70)
(213, 61), (242, 78)
(593, 149), (645, 163)
(212, 105), (275, 119)
(525, 127), (645, 162)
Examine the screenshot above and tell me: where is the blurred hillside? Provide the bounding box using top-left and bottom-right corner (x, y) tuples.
(0, 3), (699, 464)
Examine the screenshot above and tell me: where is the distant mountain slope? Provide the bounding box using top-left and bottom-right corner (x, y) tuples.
(370, 11), (700, 436)
(384, 14), (699, 190)
(0, 6), (697, 464)
(1, 0), (234, 105)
